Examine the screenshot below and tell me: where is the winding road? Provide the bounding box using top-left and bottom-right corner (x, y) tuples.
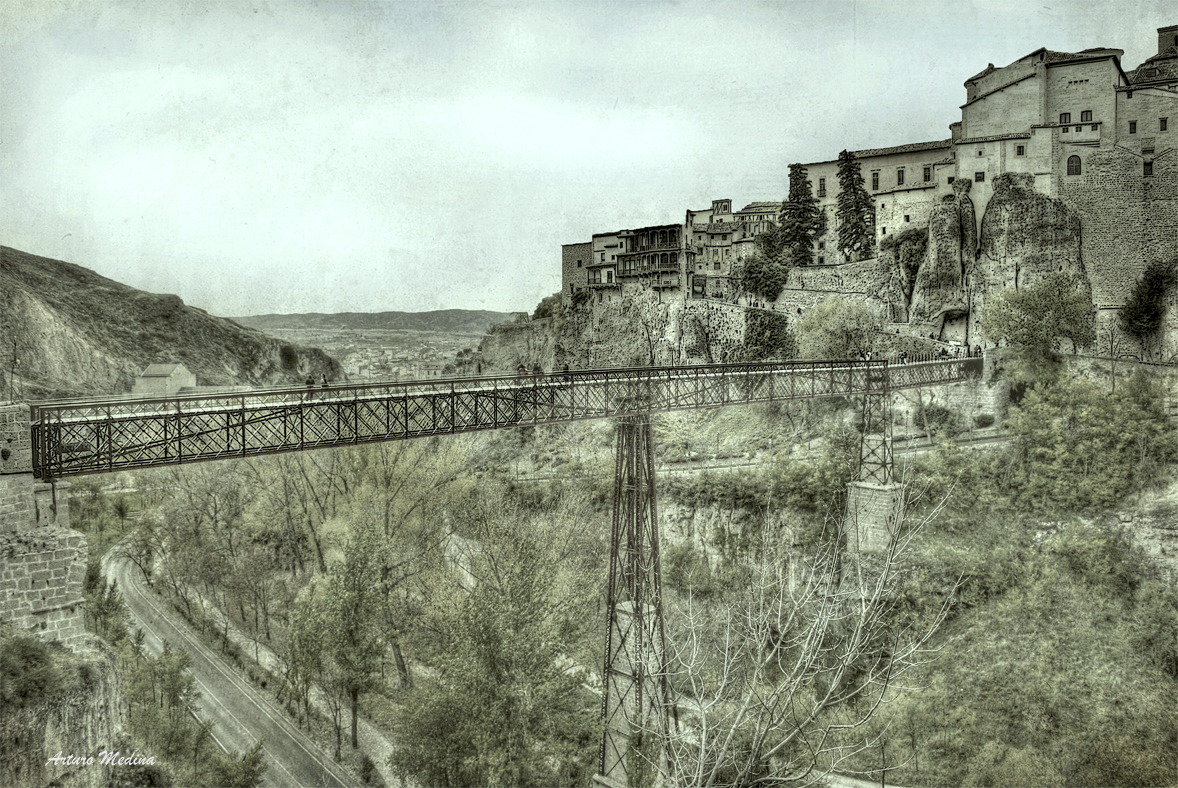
(103, 544), (358, 788)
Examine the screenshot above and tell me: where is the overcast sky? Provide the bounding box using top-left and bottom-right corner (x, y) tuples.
(1, 1), (1172, 316)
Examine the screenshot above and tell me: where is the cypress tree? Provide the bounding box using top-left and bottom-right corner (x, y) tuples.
(780, 163), (826, 266)
(835, 150), (875, 262)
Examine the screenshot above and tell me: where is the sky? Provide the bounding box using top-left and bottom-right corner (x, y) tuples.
(1, 0), (1172, 316)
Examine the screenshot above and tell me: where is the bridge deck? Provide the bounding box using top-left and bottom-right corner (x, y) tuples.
(29, 358), (981, 480)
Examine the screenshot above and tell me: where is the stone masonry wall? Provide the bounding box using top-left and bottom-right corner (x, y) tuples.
(843, 481), (904, 554)
(1059, 145), (1178, 308)
(0, 404), (87, 650)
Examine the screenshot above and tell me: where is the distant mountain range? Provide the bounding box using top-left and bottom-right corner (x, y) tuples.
(0, 246), (341, 399)
(232, 310), (519, 334)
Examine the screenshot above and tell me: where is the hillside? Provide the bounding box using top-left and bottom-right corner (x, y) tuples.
(233, 309), (517, 335)
(0, 246), (342, 399)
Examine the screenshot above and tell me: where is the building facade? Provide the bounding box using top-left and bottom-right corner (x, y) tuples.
(562, 25), (1177, 314)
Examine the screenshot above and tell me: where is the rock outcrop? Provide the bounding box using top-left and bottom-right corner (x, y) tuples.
(970, 172), (1089, 343)
(477, 317), (559, 373)
(909, 179), (977, 331)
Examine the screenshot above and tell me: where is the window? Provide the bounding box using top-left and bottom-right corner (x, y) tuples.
(1127, 90), (1133, 98)
(1144, 161), (1153, 177)
(1067, 155), (1081, 175)
(1059, 113), (1071, 124)
(881, 227), (886, 235)
(818, 257), (825, 265)
(975, 171), (985, 182)
(818, 177), (826, 197)
(871, 172), (879, 190)
(948, 176), (955, 184)
(577, 260), (582, 268)
(818, 240), (825, 250)
(904, 214), (910, 222)
(1062, 126), (1069, 133)
(1130, 121), (1137, 133)
(713, 261), (721, 270)
(1090, 125), (1098, 131)
(977, 150), (983, 156)
(1162, 118), (1169, 131)
(1081, 110), (1092, 122)
(923, 166), (931, 182)
(897, 169), (905, 185)
(1016, 145), (1025, 156)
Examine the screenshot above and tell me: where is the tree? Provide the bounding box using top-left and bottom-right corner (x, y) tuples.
(1096, 322), (1133, 392)
(981, 272), (1095, 384)
(781, 164), (827, 266)
(389, 490), (599, 787)
(1119, 258), (1176, 350)
(795, 297), (881, 359)
(732, 251), (792, 302)
(658, 499), (958, 788)
(532, 291), (563, 321)
(324, 523), (385, 752)
(835, 150), (875, 262)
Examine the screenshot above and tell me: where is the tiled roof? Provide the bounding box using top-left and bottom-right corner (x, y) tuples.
(139, 363), (185, 377)
(1044, 48), (1121, 63)
(853, 139), (953, 158)
(1127, 48), (1178, 83)
(739, 201), (781, 211)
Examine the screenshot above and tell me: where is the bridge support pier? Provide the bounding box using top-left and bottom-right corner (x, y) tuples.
(596, 413), (672, 788)
(1, 404), (85, 650)
(843, 481), (905, 555)
(844, 370), (904, 556)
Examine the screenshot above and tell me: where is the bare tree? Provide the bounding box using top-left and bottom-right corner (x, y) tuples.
(651, 493), (958, 788)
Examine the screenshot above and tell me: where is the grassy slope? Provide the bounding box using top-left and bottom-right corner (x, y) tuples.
(1, 246), (341, 397)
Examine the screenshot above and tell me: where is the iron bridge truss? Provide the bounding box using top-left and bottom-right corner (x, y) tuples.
(29, 358), (982, 482)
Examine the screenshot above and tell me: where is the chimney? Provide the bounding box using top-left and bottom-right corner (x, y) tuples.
(1158, 25), (1178, 57)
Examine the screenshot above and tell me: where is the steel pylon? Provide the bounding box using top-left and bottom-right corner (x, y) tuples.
(597, 412), (672, 788)
(858, 362), (893, 484)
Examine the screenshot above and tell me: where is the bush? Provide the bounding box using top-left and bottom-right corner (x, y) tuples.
(919, 404), (957, 436)
(972, 413), (995, 429)
(1, 628), (66, 708)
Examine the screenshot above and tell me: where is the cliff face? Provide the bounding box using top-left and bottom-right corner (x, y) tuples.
(477, 318), (559, 373)
(1, 636), (127, 788)
(970, 172), (1089, 342)
(0, 246), (343, 398)
(556, 291), (755, 369)
(909, 180), (977, 329)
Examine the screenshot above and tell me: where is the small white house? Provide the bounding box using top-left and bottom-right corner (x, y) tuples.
(132, 363), (196, 396)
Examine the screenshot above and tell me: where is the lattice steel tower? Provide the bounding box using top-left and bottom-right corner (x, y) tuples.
(596, 411), (673, 788)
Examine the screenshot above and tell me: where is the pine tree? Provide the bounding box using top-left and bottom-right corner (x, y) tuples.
(835, 149), (875, 262)
(780, 163), (826, 266)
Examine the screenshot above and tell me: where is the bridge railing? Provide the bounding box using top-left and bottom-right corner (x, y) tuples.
(29, 358), (981, 480)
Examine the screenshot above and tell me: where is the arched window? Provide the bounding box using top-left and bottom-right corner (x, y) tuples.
(1067, 155), (1082, 176)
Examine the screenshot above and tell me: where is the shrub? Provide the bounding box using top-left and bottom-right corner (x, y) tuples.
(1, 628), (66, 708)
(279, 344), (299, 371)
(972, 413), (995, 428)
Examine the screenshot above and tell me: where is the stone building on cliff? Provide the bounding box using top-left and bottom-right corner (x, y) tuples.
(560, 25), (1177, 356)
